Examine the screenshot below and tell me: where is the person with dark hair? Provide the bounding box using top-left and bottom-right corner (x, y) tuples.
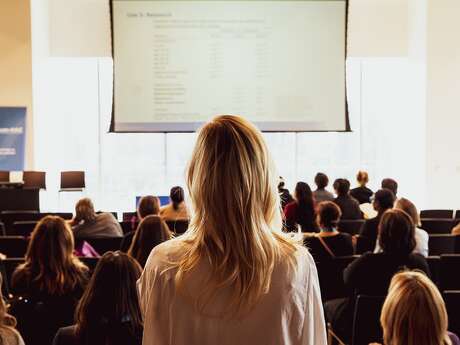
(160, 186), (189, 221)
(128, 215), (172, 267)
(53, 251), (143, 345)
(278, 177), (294, 209)
(325, 209), (429, 343)
(284, 182), (318, 232)
(304, 202), (353, 263)
(121, 195), (160, 252)
(313, 173), (334, 203)
(11, 216), (89, 345)
(350, 171), (373, 204)
(359, 188), (396, 251)
(332, 179), (362, 220)
(382, 178), (398, 197)
(70, 198), (122, 238)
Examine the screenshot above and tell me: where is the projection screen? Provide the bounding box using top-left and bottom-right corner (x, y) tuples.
(111, 0), (349, 132)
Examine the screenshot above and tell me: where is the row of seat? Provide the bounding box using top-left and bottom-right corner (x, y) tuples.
(420, 209), (460, 219)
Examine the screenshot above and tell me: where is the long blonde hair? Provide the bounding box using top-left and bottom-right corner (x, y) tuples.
(381, 271), (452, 345)
(174, 115), (297, 315)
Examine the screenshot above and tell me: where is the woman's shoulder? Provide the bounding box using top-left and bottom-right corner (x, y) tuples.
(144, 238), (185, 272)
(53, 325), (77, 345)
(0, 327), (25, 345)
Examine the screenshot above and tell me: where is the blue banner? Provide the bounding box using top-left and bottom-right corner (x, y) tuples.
(0, 107), (26, 171)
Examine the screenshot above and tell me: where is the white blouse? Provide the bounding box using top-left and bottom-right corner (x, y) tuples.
(138, 238), (327, 345)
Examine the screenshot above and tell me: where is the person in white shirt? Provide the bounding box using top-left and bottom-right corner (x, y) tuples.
(374, 197), (429, 257)
(138, 115), (327, 345)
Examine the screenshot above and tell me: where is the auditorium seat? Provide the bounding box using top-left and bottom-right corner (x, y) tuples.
(429, 234), (456, 255)
(454, 210), (460, 220)
(1, 211), (40, 235)
(316, 255), (359, 301)
(420, 209), (454, 219)
(0, 257), (25, 295)
(119, 221), (137, 235)
(351, 295), (385, 345)
(0, 237), (28, 258)
(166, 220), (189, 235)
(420, 219), (455, 234)
(440, 255), (460, 291)
(427, 256), (441, 288)
(122, 212), (136, 221)
(82, 237), (122, 255)
(338, 220), (365, 236)
(355, 235), (373, 254)
(80, 257), (100, 274)
(444, 291), (460, 337)
(12, 221), (37, 237)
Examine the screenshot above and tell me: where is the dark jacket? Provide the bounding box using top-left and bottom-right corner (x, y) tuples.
(350, 186), (373, 204)
(333, 195), (362, 220)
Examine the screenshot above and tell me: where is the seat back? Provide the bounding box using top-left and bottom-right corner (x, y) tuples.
(338, 220), (365, 236)
(12, 221), (38, 237)
(444, 291), (460, 337)
(119, 221), (137, 235)
(0, 171), (10, 182)
(355, 236), (373, 254)
(79, 257), (100, 274)
(122, 212), (136, 221)
(420, 209), (454, 219)
(429, 234), (456, 255)
(22, 171), (46, 190)
(455, 210), (460, 220)
(420, 219), (455, 234)
(82, 237), (122, 255)
(352, 295), (385, 345)
(60, 171), (85, 190)
(166, 220), (189, 234)
(1, 257), (25, 295)
(1, 211), (40, 235)
(316, 255), (359, 301)
(0, 237), (28, 257)
(427, 256), (441, 288)
(440, 255), (460, 291)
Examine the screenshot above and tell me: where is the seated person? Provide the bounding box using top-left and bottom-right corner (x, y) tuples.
(325, 209), (429, 343)
(284, 182), (318, 232)
(375, 197), (429, 257)
(359, 189), (395, 252)
(313, 173), (334, 203)
(350, 171), (373, 204)
(332, 179), (363, 220)
(278, 176), (294, 209)
(11, 216), (88, 345)
(374, 271), (460, 345)
(53, 251), (143, 345)
(0, 273), (25, 345)
(70, 198), (122, 238)
(160, 186), (189, 221)
(128, 215), (172, 267)
(121, 195), (160, 252)
(304, 202), (353, 262)
(381, 178), (398, 198)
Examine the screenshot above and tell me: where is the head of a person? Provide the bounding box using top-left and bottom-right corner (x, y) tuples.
(180, 115), (297, 314)
(381, 271), (451, 345)
(395, 198), (421, 227)
(378, 209), (416, 255)
(333, 178), (351, 197)
(170, 186), (185, 211)
(294, 182), (314, 205)
(23, 216), (87, 294)
(137, 195), (160, 220)
(278, 176), (285, 192)
(75, 198), (96, 223)
(373, 189), (396, 214)
(128, 215), (172, 267)
(356, 171), (369, 187)
(317, 201), (341, 230)
(75, 251), (143, 344)
(314, 173), (329, 190)
(382, 178), (398, 196)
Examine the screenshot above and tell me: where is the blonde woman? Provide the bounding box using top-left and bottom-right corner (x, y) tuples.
(138, 116), (327, 345)
(370, 270), (460, 345)
(0, 273), (25, 345)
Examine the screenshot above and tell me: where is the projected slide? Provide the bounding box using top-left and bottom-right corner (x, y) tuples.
(111, 0), (347, 132)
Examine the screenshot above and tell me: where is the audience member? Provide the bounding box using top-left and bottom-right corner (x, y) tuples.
(278, 176), (294, 209)
(382, 178), (398, 197)
(160, 186), (189, 221)
(0, 274), (25, 345)
(350, 170), (373, 204)
(53, 251), (143, 345)
(11, 216), (88, 345)
(451, 221), (460, 236)
(333, 178), (362, 220)
(375, 198), (429, 257)
(128, 215), (172, 267)
(304, 201), (353, 262)
(374, 271), (460, 345)
(325, 209), (429, 342)
(138, 116), (327, 344)
(313, 173), (334, 203)
(120, 195), (160, 252)
(70, 198), (122, 238)
(284, 181), (319, 232)
(359, 189), (395, 251)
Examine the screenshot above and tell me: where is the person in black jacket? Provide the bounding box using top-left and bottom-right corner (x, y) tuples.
(325, 209), (429, 343)
(350, 171), (373, 204)
(332, 179), (362, 220)
(53, 251), (143, 345)
(358, 188), (395, 252)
